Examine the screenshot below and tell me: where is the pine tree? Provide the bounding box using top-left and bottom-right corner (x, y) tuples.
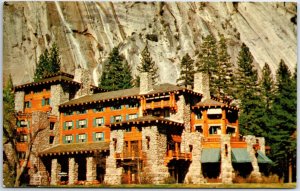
(216, 34), (234, 98)
(196, 34), (218, 94)
(99, 47), (133, 91)
(33, 43), (61, 82)
(260, 63), (275, 111)
(176, 53), (195, 87)
(268, 60), (296, 181)
(136, 43), (159, 87)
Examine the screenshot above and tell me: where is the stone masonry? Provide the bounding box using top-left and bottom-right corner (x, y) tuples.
(15, 91), (25, 112)
(181, 130), (206, 184)
(104, 130), (125, 185)
(68, 157), (78, 185)
(256, 137), (266, 154)
(170, 95), (191, 131)
(74, 68), (93, 98)
(142, 125), (169, 184)
(140, 72), (153, 94)
(193, 72), (210, 100)
(51, 158), (61, 185)
(245, 135), (262, 181)
(86, 157), (97, 182)
(220, 134), (234, 184)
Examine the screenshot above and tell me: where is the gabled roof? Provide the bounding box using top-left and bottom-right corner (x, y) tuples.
(14, 72), (80, 91)
(193, 98), (238, 110)
(110, 115), (184, 128)
(39, 142), (109, 156)
(59, 83), (202, 108)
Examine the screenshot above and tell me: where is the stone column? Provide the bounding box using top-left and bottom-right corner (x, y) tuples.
(140, 72), (153, 94)
(74, 68), (93, 98)
(256, 137), (266, 154)
(170, 95), (191, 132)
(15, 91), (25, 112)
(68, 158), (78, 185)
(142, 126), (169, 184)
(181, 131), (206, 184)
(50, 84), (70, 116)
(51, 159), (61, 185)
(86, 157), (97, 182)
(193, 72), (210, 100)
(245, 135), (261, 181)
(220, 134), (234, 184)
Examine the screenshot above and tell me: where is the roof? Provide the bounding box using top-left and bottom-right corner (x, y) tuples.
(14, 73), (80, 90)
(39, 142), (109, 156)
(60, 83), (202, 108)
(193, 98), (238, 110)
(110, 115), (184, 128)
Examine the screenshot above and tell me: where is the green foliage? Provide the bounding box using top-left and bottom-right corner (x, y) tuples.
(196, 35), (218, 94)
(34, 43), (61, 82)
(99, 47), (133, 91)
(177, 53), (195, 87)
(136, 43), (159, 86)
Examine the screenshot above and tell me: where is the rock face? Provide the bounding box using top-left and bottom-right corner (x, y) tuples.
(3, 2), (296, 85)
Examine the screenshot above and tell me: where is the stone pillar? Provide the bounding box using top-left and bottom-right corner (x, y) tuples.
(50, 84), (70, 116)
(15, 91), (25, 112)
(256, 137), (266, 154)
(220, 134), (234, 184)
(193, 72), (210, 100)
(140, 72), (153, 94)
(68, 158), (78, 185)
(142, 126), (169, 184)
(245, 135), (261, 181)
(86, 157), (97, 182)
(51, 159), (61, 185)
(181, 131), (206, 184)
(170, 95), (191, 132)
(74, 68), (93, 98)
(104, 130), (124, 185)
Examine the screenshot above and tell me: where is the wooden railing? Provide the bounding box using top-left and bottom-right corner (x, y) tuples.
(145, 100), (172, 109)
(230, 137), (245, 142)
(115, 151), (146, 160)
(202, 137), (221, 142)
(166, 150), (192, 160)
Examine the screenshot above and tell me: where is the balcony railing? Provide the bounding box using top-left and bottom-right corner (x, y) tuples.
(115, 151), (146, 160)
(145, 100), (172, 110)
(166, 150), (192, 160)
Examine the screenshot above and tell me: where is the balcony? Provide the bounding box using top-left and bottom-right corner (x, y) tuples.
(115, 151), (146, 160)
(145, 100), (172, 110)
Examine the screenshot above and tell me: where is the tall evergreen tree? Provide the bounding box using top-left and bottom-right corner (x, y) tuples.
(33, 43), (61, 82)
(135, 43), (159, 87)
(268, 60), (297, 181)
(235, 43), (263, 136)
(177, 53), (195, 87)
(216, 34), (234, 98)
(260, 63), (275, 111)
(196, 34), (218, 94)
(99, 47), (133, 91)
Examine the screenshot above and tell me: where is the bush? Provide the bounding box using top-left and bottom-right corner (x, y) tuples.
(140, 172), (153, 184)
(233, 174), (282, 184)
(164, 176), (176, 184)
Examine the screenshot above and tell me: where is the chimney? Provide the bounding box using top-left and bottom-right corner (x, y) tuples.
(140, 72), (153, 94)
(74, 68), (93, 97)
(193, 72), (210, 100)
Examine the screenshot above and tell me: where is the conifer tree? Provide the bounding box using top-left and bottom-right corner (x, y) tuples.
(216, 34), (234, 98)
(260, 63), (275, 111)
(135, 43), (159, 87)
(196, 34), (218, 94)
(33, 43), (61, 82)
(99, 47), (133, 91)
(268, 60), (296, 181)
(177, 53), (195, 87)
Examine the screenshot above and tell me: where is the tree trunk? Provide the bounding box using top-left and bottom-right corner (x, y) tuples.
(288, 158), (292, 183)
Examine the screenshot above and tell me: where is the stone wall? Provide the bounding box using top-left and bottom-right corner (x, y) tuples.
(245, 135), (261, 181)
(15, 91), (24, 112)
(139, 72), (153, 94)
(170, 95), (191, 131)
(220, 134), (234, 184)
(86, 157), (97, 182)
(68, 157), (78, 185)
(51, 158), (61, 185)
(74, 68), (93, 98)
(193, 72), (210, 100)
(104, 130), (125, 185)
(181, 131), (206, 184)
(142, 125), (169, 184)
(256, 137), (266, 154)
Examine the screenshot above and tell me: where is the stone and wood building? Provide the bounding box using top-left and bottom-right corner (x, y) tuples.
(11, 69), (272, 186)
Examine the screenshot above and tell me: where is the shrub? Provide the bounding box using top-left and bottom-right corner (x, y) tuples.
(164, 176), (176, 184)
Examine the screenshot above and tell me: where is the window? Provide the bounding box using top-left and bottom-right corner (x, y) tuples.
(65, 135), (73, 143)
(195, 112), (202, 119)
(111, 105), (122, 110)
(50, 122), (55, 130)
(19, 120), (28, 127)
(64, 110), (73, 116)
(64, 121), (73, 130)
(78, 134), (87, 143)
(128, 114), (138, 120)
(18, 152), (26, 159)
(49, 136), (54, 144)
(77, 109), (87, 114)
(128, 102), (139, 108)
(95, 132), (104, 142)
(77, 119), (87, 128)
(146, 136), (150, 149)
(209, 126), (221, 135)
(19, 134), (28, 142)
(42, 98), (50, 106)
(94, 117), (104, 127)
(195, 125), (203, 133)
(111, 115), (122, 123)
(94, 107), (104, 112)
(226, 126), (236, 135)
(153, 110), (160, 117)
(189, 145), (193, 153)
(164, 110), (170, 118)
(25, 101), (31, 108)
